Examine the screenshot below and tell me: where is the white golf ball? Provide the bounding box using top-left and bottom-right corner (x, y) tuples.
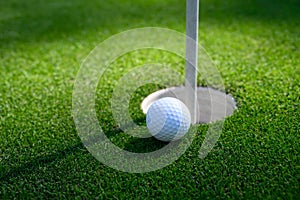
(146, 97), (191, 142)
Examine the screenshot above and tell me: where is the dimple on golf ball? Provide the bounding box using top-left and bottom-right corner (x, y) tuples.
(146, 97), (191, 142)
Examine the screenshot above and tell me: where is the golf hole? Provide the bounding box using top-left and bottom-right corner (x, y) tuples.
(141, 86), (237, 124)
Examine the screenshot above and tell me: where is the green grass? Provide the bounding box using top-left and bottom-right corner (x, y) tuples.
(1, 0), (299, 199)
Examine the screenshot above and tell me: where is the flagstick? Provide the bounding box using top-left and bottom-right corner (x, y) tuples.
(185, 0), (199, 124)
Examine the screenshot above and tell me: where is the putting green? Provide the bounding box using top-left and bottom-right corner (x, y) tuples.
(0, 0), (299, 198)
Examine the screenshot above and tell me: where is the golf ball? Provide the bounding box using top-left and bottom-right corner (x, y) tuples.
(146, 97), (191, 142)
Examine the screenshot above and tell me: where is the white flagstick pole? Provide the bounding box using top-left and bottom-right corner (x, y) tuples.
(185, 0), (199, 124)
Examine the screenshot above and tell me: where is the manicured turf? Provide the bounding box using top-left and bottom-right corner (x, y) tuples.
(1, 0), (299, 199)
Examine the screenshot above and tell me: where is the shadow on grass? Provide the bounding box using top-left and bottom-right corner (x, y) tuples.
(123, 137), (168, 153)
(0, 142), (86, 183)
(0, 129), (166, 182)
